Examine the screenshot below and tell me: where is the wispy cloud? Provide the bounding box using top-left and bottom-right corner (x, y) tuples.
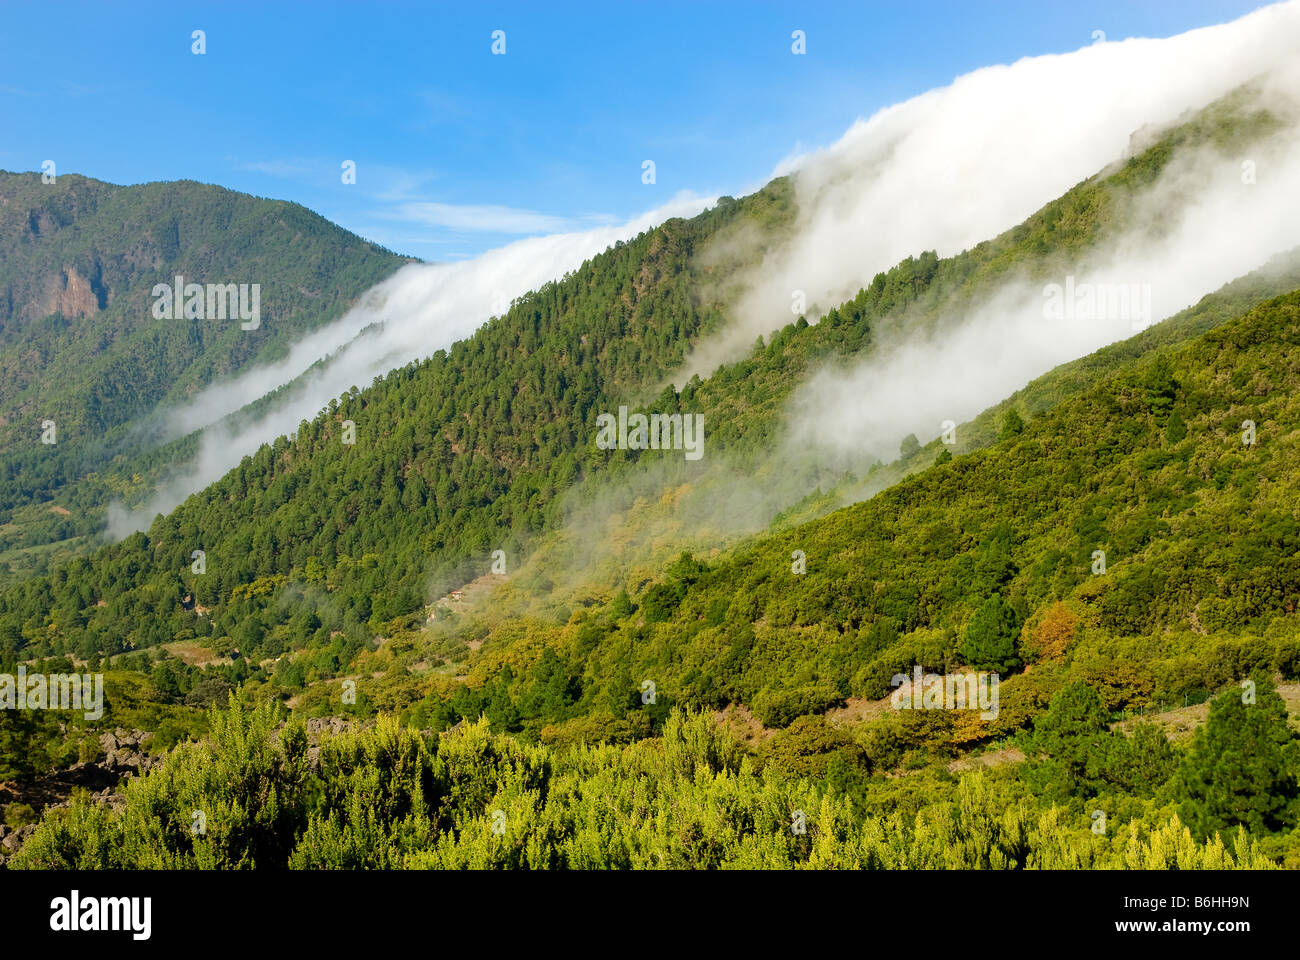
(237, 158), (318, 179)
(379, 200), (615, 234)
(236, 158), (591, 237)
(234, 158), (442, 197)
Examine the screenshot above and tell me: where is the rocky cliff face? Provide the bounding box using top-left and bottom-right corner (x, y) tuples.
(42, 264), (107, 319)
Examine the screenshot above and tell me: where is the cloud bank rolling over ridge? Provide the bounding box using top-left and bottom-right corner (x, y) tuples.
(112, 1), (1300, 540)
(784, 115), (1300, 467)
(780, 61), (1300, 467)
(502, 53), (1300, 602)
(680, 0), (1300, 381)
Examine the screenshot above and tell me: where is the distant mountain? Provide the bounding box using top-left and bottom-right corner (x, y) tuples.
(0, 172), (407, 579)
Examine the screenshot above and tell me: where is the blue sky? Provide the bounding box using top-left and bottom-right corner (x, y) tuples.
(0, 0), (1267, 261)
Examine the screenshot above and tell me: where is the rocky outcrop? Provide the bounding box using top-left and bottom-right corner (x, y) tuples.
(298, 716), (371, 767)
(304, 717), (355, 739)
(96, 728), (158, 775)
(0, 727), (155, 866)
(0, 824), (37, 859)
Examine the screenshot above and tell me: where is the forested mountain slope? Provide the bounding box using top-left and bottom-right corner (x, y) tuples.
(372, 287), (1300, 743)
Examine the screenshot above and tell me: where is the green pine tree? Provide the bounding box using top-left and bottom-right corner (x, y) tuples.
(1164, 407), (1187, 443)
(999, 408), (1025, 439)
(959, 594), (1022, 672)
(1173, 675), (1300, 838)
(1022, 682), (1108, 799)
